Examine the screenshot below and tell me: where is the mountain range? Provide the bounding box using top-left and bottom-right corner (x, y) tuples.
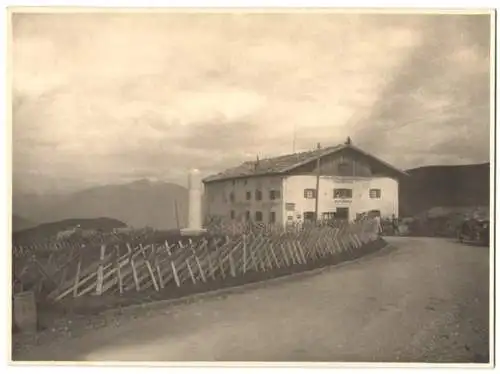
(12, 162), (490, 232)
(399, 162), (490, 217)
(13, 179), (188, 231)
(12, 214), (38, 232)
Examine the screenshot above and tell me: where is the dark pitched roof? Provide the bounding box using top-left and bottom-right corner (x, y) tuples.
(203, 143), (408, 183)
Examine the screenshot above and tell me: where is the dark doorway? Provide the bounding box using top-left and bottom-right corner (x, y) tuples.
(304, 211), (316, 222)
(336, 207), (349, 220)
(269, 211), (276, 223)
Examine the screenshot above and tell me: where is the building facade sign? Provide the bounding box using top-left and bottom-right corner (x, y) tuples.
(334, 199), (352, 205)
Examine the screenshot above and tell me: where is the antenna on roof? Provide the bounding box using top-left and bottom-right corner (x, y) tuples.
(254, 155), (260, 171)
(345, 136), (352, 145)
(292, 123), (297, 153)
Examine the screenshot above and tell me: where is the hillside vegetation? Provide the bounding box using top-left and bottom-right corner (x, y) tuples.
(12, 217), (127, 244)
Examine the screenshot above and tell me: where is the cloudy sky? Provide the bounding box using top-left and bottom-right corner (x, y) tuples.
(11, 11), (492, 193)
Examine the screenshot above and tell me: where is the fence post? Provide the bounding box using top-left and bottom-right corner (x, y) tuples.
(73, 253), (82, 298)
(165, 240), (181, 287)
(280, 243), (290, 266)
(179, 240), (197, 284)
(190, 239), (206, 283)
(243, 234), (247, 274)
(127, 243), (141, 291)
(115, 245), (124, 294)
(228, 251), (236, 277)
(269, 243), (280, 268)
(186, 259), (197, 284)
(140, 243), (159, 292)
(203, 238), (216, 280)
(153, 244), (164, 289)
(295, 241), (307, 264)
(95, 244), (106, 296)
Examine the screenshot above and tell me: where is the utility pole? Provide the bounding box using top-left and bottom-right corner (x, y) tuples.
(314, 142), (321, 222)
(174, 199), (180, 229)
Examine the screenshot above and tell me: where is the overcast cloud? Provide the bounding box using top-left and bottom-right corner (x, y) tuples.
(11, 11), (492, 193)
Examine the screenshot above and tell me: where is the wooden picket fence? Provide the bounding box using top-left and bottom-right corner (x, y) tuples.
(12, 219), (379, 303)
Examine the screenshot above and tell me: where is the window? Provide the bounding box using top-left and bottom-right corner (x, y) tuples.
(245, 211), (251, 221)
(230, 210), (235, 219)
(255, 211), (263, 222)
(243, 179), (248, 185)
(269, 211), (276, 223)
(333, 188), (353, 199)
(287, 215), (294, 221)
(269, 190), (281, 200)
(285, 203), (296, 211)
(246, 191), (251, 200)
(304, 189), (317, 199)
(229, 192), (235, 203)
(255, 189), (262, 201)
(369, 188), (381, 199)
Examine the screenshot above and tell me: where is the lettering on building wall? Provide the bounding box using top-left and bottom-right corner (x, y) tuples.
(334, 199), (352, 204)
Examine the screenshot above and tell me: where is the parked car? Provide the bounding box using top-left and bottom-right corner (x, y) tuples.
(457, 218), (489, 246)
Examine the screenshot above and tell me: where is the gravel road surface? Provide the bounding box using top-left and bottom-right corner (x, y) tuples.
(14, 237), (490, 363)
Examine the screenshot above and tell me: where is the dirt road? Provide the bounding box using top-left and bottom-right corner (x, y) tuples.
(15, 237), (490, 363)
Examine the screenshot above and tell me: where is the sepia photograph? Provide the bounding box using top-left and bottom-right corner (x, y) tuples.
(7, 7), (495, 366)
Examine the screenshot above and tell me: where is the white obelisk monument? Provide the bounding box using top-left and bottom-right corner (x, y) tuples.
(180, 168), (207, 236)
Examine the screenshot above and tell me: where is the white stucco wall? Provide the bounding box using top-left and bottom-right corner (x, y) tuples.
(282, 175), (399, 223)
(204, 176), (284, 224)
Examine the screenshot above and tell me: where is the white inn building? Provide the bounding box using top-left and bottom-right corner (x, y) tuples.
(202, 140), (408, 226)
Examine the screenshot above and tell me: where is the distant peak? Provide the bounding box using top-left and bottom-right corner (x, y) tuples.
(133, 178), (151, 184)
(130, 178), (171, 185)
